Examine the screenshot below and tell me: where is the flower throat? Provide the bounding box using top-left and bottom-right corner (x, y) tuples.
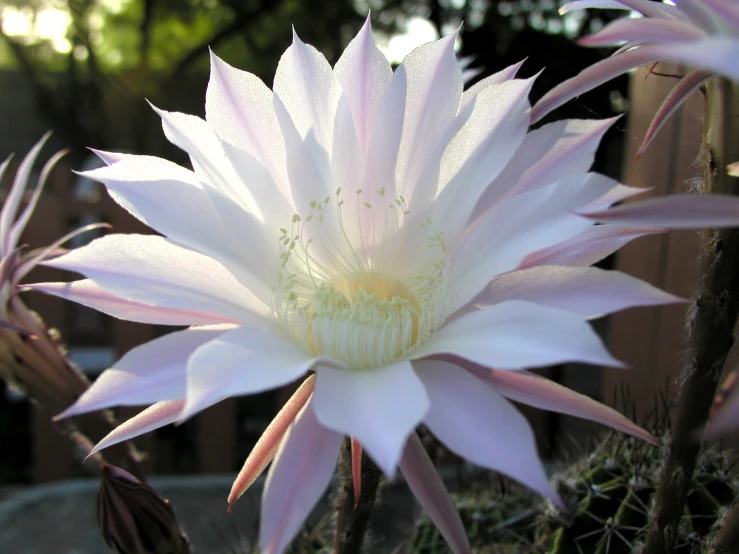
(271, 190), (449, 370)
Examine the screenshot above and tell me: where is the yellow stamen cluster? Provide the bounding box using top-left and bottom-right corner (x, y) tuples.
(271, 188), (448, 370)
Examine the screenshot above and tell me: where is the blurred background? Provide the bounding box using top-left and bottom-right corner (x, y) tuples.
(0, 0), (698, 498)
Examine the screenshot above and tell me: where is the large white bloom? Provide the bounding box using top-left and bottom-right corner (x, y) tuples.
(33, 19), (681, 554)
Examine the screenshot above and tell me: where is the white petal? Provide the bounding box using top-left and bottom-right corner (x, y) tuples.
(205, 51), (290, 197)
(43, 234), (270, 323)
(220, 139), (294, 225)
(80, 156), (268, 288)
(449, 173), (617, 312)
(413, 300), (623, 369)
(260, 399), (342, 554)
(90, 148), (127, 166)
(273, 29), (342, 150)
(433, 78), (533, 243)
(333, 16), (393, 151)
(395, 32), (463, 208)
(362, 61), (407, 203)
(459, 266), (682, 320)
(152, 106), (258, 214)
(460, 60), (525, 109)
(415, 360), (560, 504)
(313, 362), (429, 477)
(57, 326), (230, 418)
(181, 324), (340, 421)
(28, 280), (234, 326)
(152, 107), (280, 287)
(473, 117), (618, 221)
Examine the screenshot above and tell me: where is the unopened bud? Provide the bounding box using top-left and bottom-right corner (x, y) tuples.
(97, 464), (191, 554)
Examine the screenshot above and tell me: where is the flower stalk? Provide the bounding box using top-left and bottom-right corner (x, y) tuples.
(332, 438), (383, 554)
(643, 77), (739, 553)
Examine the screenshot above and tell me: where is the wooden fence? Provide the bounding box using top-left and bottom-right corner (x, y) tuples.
(605, 61), (712, 421)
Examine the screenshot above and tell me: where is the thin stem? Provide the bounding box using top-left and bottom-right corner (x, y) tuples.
(332, 439), (382, 554)
(643, 78), (739, 553)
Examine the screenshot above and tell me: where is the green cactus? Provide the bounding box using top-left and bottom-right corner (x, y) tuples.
(407, 431), (737, 554)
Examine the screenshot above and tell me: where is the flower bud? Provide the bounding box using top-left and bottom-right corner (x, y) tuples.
(97, 464), (191, 554)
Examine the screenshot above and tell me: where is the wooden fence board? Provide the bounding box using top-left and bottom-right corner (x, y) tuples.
(605, 62), (704, 420)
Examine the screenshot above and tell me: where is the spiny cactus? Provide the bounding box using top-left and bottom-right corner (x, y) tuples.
(406, 431), (738, 554)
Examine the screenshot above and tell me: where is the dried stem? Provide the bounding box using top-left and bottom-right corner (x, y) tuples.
(643, 78), (739, 553)
(332, 439), (382, 554)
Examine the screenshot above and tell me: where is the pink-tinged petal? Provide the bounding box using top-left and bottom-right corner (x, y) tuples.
(229, 375), (316, 506)
(586, 184), (649, 211)
(450, 174), (617, 311)
(703, 391), (739, 440)
(474, 117), (618, 220)
(181, 324), (339, 421)
(0, 133), (50, 253)
(459, 266), (682, 320)
(205, 52), (290, 196)
(88, 400), (185, 457)
(518, 225), (665, 268)
(637, 70), (711, 158)
(460, 60), (526, 108)
(43, 234), (270, 324)
(259, 399), (342, 554)
(562, 0), (679, 20)
(89, 149), (126, 166)
(14, 222), (111, 283)
(471, 366), (658, 444)
(579, 18), (706, 47)
(56, 326), (230, 419)
(273, 29), (342, 150)
(531, 46), (666, 123)
(581, 194), (739, 228)
(9, 148), (67, 252)
(671, 0), (717, 32)
(415, 360), (561, 505)
(333, 16), (393, 151)
(0, 319), (33, 335)
(703, 0), (739, 30)
(414, 300), (623, 369)
(351, 438), (362, 507)
(28, 280), (235, 326)
(399, 433), (472, 554)
(313, 362), (429, 477)
(650, 38), (739, 82)
(395, 31), (463, 207)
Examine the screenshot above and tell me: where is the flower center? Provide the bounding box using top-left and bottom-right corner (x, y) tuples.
(271, 195), (449, 370)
